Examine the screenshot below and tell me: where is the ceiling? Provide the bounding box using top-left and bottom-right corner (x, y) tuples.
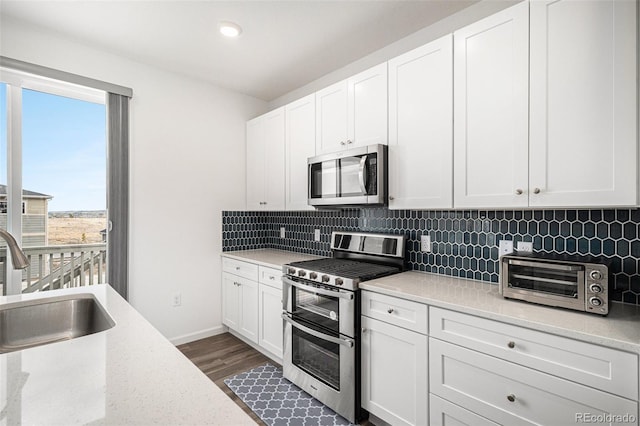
(0, 1), (478, 101)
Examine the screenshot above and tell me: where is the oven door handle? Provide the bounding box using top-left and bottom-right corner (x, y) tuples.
(507, 259), (583, 271)
(282, 314), (354, 348)
(282, 276), (354, 300)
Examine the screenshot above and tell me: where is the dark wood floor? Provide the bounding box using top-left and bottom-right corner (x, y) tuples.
(178, 332), (274, 425)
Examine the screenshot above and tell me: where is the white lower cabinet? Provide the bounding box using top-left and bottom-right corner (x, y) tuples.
(221, 272), (259, 344)
(258, 269), (283, 357)
(430, 338), (637, 426)
(222, 259), (284, 359)
(361, 311), (428, 426)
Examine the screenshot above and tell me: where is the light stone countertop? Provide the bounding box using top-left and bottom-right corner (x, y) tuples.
(0, 284), (254, 425)
(221, 248), (322, 268)
(360, 271), (640, 354)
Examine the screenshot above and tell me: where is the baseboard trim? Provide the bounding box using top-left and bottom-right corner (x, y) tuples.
(170, 325), (226, 346)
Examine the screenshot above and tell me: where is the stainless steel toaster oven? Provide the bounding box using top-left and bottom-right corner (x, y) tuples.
(500, 254), (609, 315)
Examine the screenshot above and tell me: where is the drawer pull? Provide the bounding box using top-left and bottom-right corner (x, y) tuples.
(507, 394), (516, 402)
(387, 308), (394, 314)
(362, 328), (367, 333)
(507, 341), (516, 349)
(235, 266), (240, 270)
(269, 276), (275, 280)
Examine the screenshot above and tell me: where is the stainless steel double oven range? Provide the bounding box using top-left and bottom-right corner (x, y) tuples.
(281, 231), (406, 423)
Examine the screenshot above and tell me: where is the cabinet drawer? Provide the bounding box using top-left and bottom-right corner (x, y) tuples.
(430, 395), (499, 426)
(361, 291), (427, 334)
(430, 338), (638, 426)
(430, 307), (638, 400)
(222, 257), (258, 281)
(259, 266), (283, 290)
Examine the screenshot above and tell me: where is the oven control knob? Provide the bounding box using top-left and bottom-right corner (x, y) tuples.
(287, 268), (296, 275)
(589, 284), (603, 293)
(298, 270), (307, 277)
(309, 272), (318, 280)
(589, 297), (603, 307)
(335, 278), (344, 286)
(321, 275), (330, 283)
(590, 270), (603, 280)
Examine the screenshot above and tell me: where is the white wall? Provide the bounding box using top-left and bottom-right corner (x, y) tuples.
(0, 17), (267, 343)
(268, 0), (521, 109)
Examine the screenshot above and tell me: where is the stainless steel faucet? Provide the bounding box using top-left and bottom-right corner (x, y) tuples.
(0, 229), (29, 269)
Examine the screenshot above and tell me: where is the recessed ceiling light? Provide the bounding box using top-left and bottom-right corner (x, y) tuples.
(219, 21), (242, 38)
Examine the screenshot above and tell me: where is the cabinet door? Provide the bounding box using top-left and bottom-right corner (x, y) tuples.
(263, 108), (285, 210)
(361, 316), (428, 426)
(453, 2), (529, 208)
(388, 35), (453, 209)
(246, 117), (265, 210)
(529, 0), (637, 207)
(316, 80), (348, 154)
(238, 277), (259, 344)
(430, 395), (499, 426)
(285, 94), (315, 211)
(348, 63), (388, 147)
(258, 283), (283, 357)
(221, 272), (240, 331)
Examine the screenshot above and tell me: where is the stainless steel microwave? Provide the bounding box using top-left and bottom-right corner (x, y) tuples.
(308, 144), (387, 207)
(500, 253), (609, 315)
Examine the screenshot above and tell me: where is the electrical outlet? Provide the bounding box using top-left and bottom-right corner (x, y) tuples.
(280, 227), (285, 238)
(314, 229), (321, 241)
(420, 235), (431, 252)
(517, 241), (533, 253)
(172, 292), (181, 307)
(499, 240), (514, 256)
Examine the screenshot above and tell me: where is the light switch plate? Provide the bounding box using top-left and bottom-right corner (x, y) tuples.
(420, 235), (431, 252)
(517, 241), (533, 253)
(314, 229), (321, 241)
(499, 240), (514, 256)
(280, 227), (285, 238)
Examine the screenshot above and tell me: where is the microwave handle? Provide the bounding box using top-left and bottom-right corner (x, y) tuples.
(358, 155), (368, 194)
(282, 313), (354, 348)
(507, 259), (582, 271)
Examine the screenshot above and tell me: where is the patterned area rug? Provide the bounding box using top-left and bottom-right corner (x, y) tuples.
(223, 363), (354, 426)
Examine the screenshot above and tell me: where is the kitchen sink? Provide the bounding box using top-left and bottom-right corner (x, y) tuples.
(0, 293), (115, 354)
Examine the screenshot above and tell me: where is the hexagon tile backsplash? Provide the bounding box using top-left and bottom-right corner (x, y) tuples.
(222, 208), (640, 305)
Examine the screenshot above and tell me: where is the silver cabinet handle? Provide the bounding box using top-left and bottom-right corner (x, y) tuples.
(235, 266), (240, 270)
(507, 394), (516, 402)
(387, 308), (394, 314)
(282, 276), (354, 300)
(362, 328), (367, 333)
(389, 196), (394, 201)
(515, 189), (523, 195)
(340, 141), (346, 145)
(508, 341), (515, 349)
(269, 276), (275, 280)
(533, 188), (541, 194)
(347, 139), (353, 144)
(282, 314), (354, 348)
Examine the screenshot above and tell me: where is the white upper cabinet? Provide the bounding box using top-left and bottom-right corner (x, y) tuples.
(316, 63), (387, 154)
(316, 80), (349, 154)
(285, 94), (315, 211)
(388, 34), (453, 209)
(348, 63), (388, 148)
(529, 0), (637, 207)
(246, 108), (285, 210)
(453, 1), (529, 209)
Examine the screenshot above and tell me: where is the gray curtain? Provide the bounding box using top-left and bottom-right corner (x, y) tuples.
(106, 93), (129, 299)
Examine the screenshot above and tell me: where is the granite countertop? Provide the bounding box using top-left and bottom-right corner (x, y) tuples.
(361, 271), (640, 354)
(0, 284), (253, 425)
(222, 248), (322, 268)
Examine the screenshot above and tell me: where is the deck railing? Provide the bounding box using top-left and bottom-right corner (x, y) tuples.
(0, 243), (107, 294)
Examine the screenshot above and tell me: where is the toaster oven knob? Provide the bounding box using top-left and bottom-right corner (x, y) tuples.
(589, 284), (603, 293)
(335, 278), (344, 286)
(321, 275), (330, 283)
(298, 270), (307, 277)
(590, 270), (603, 280)
(589, 297), (603, 307)
(309, 272), (318, 280)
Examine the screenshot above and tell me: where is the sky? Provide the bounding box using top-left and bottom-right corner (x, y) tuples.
(0, 83), (106, 211)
